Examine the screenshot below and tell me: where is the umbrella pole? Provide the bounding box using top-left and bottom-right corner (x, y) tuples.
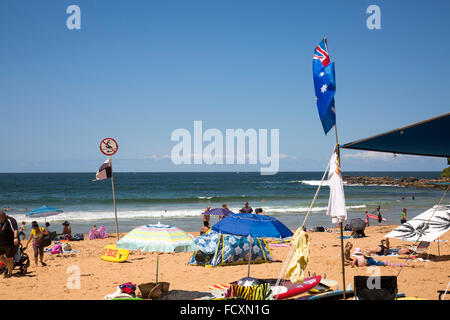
(110, 156), (120, 241)
(247, 237), (253, 278)
(156, 253), (159, 284)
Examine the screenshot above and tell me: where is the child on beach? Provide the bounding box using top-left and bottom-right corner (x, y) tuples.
(19, 221), (27, 240)
(24, 221), (48, 267)
(352, 247), (408, 268)
(344, 242), (353, 266)
(401, 208), (407, 224)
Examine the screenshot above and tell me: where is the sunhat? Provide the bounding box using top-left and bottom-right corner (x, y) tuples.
(353, 248), (363, 256)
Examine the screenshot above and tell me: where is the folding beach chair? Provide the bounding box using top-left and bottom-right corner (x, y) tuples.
(354, 276), (398, 300)
(414, 241), (430, 254)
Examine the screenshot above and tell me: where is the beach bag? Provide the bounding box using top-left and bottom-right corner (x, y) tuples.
(72, 234), (84, 241)
(40, 235), (52, 248)
(119, 282), (137, 297)
(50, 244), (63, 254)
(63, 242), (72, 252)
(313, 226), (325, 232)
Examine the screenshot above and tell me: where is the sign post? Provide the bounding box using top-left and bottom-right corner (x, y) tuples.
(100, 138), (119, 241)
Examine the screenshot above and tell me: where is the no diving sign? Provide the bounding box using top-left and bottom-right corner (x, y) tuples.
(100, 138), (118, 156)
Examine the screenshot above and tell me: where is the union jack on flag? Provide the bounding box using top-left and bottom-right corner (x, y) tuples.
(313, 39), (330, 67)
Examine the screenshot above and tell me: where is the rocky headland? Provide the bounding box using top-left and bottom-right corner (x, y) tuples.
(343, 175), (450, 190)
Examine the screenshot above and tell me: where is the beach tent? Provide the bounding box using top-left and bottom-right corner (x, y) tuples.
(341, 112), (450, 158)
(384, 205), (450, 242)
(188, 230), (274, 267)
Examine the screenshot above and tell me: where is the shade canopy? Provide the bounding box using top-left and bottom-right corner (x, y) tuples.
(385, 205), (450, 242)
(341, 113), (450, 158)
(203, 208), (234, 216)
(116, 223), (197, 253)
(212, 213), (293, 239)
(25, 205), (63, 218)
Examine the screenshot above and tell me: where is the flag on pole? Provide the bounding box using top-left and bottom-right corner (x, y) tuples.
(326, 151), (347, 223)
(94, 158), (112, 180)
(313, 38), (336, 135)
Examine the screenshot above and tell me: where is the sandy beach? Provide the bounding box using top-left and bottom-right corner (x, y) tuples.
(0, 224), (448, 300)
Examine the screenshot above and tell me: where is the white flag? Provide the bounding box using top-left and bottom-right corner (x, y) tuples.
(326, 151), (347, 223)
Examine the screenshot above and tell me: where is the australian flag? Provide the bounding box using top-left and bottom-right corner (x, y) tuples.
(313, 39), (336, 135)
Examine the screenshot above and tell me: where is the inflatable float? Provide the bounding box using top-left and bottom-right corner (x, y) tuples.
(101, 245), (129, 263)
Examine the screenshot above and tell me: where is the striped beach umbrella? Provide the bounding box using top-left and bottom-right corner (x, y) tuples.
(116, 223), (197, 283)
(26, 205), (63, 219)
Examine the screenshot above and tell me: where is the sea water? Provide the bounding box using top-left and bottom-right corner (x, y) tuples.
(0, 172), (445, 235)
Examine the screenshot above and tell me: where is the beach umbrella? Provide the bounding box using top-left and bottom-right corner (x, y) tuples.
(202, 207), (234, 216)
(26, 205), (63, 221)
(385, 204), (450, 242)
(116, 223), (197, 283)
(350, 218), (366, 233)
(212, 213), (293, 277)
(212, 212), (293, 239)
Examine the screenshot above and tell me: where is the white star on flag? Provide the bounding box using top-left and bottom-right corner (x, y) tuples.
(320, 84), (327, 93)
(320, 72), (325, 77)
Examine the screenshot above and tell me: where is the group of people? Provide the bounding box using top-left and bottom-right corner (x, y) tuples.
(344, 238), (409, 268)
(200, 202), (264, 235)
(364, 206), (408, 226)
(0, 210), (73, 278)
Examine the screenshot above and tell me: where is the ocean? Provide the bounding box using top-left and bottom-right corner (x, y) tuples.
(0, 172), (446, 235)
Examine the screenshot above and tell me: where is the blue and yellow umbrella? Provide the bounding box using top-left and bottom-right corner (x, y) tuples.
(116, 223), (197, 283)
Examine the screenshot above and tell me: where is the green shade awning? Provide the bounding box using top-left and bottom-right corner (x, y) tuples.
(341, 113), (450, 158)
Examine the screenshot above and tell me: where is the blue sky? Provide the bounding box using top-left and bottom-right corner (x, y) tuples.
(0, 0), (448, 173)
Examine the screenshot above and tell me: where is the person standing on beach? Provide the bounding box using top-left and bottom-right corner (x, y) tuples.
(24, 221), (48, 267)
(400, 208), (407, 224)
(375, 205), (382, 225)
(0, 211), (19, 278)
(365, 211), (370, 227)
(239, 202), (253, 213)
(202, 206), (211, 227)
(219, 203), (229, 221)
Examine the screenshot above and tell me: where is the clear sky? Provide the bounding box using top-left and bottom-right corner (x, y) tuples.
(1, 0), (449, 173)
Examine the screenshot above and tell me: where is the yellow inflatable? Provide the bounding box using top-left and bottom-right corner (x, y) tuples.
(101, 245), (129, 263)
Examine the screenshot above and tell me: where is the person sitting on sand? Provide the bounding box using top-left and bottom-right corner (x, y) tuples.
(352, 247), (408, 268)
(61, 221), (72, 238)
(24, 221), (48, 267)
(351, 248), (367, 267)
(369, 238), (390, 256)
(344, 242), (353, 266)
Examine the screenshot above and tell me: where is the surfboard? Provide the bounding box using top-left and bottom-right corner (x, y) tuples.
(305, 289), (354, 300)
(367, 213), (388, 222)
(264, 276), (321, 300)
(300, 291), (406, 300)
(309, 279), (338, 293)
(101, 245), (129, 263)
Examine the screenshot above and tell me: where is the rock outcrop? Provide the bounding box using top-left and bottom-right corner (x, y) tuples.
(342, 175), (450, 190)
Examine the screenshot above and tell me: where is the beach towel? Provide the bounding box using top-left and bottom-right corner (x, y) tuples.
(285, 228), (310, 283)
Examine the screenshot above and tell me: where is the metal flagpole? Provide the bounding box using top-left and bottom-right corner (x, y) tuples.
(110, 156), (120, 241)
(325, 36), (347, 299)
